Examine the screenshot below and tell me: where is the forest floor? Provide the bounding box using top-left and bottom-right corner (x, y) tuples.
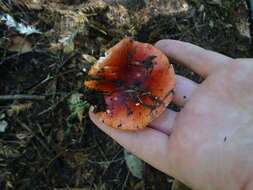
(0, 0), (252, 189)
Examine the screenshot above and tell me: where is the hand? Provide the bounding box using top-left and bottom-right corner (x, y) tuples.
(89, 40), (253, 190)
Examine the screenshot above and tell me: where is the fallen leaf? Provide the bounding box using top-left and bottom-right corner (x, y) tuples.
(0, 121), (8, 133)
(0, 14), (41, 35)
(6, 36), (32, 53)
(50, 32), (76, 53)
(235, 1), (251, 38)
(124, 149), (144, 179)
(7, 102), (33, 116)
(82, 54), (97, 65)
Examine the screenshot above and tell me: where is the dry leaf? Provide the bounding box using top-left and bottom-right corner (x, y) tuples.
(6, 36), (32, 53)
(235, 2), (251, 38)
(7, 102), (33, 117)
(82, 54), (97, 65)
(46, 1), (107, 53)
(0, 14), (41, 35)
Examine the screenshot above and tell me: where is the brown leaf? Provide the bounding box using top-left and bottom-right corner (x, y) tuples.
(6, 36), (32, 53)
(7, 102), (33, 117)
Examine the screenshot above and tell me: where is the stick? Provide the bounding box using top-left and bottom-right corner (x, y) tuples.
(0, 94), (46, 100)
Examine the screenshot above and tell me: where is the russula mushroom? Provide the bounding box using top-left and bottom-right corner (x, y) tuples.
(85, 38), (176, 130)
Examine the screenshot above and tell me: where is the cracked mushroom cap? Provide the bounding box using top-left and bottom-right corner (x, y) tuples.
(85, 38), (176, 130)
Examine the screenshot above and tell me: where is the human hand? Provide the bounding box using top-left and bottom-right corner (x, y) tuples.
(89, 40), (253, 190)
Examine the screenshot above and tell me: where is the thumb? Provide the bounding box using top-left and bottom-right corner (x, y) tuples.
(89, 110), (175, 175)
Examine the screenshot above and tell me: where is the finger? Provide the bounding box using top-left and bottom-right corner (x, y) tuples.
(155, 40), (233, 77)
(173, 75), (198, 106)
(89, 111), (172, 174)
(149, 108), (177, 135)
(149, 75), (198, 135)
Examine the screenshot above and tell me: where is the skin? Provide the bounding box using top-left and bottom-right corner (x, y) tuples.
(90, 40), (253, 190)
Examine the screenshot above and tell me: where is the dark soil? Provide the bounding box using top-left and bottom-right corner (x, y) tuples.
(0, 0), (252, 189)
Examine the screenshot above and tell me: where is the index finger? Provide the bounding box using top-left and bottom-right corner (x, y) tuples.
(155, 40), (233, 77)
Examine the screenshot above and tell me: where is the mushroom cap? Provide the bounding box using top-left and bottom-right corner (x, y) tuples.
(85, 38), (176, 130)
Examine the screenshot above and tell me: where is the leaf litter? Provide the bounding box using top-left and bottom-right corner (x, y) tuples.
(0, 0), (252, 189)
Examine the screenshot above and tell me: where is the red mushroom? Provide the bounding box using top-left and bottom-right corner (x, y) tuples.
(85, 38), (176, 131)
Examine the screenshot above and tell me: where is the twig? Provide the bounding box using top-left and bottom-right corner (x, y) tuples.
(17, 120), (53, 155)
(92, 129), (109, 162)
(87, 158), (124, 165)
(56, 52), (77, 74)
(121, 171), (130, 190)
(37, 92), (72, 116)
(46, 149), (69, 168)
(25, 74), (54, 91)
(103, 149), (123, 175)
(0, 48), (36, 65)
(0, 94), (46, 100)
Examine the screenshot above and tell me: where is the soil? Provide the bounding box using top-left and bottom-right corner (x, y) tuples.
(0, 0), (252, 189)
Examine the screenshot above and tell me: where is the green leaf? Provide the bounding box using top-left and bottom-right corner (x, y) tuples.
(68, 93), (90, 123)
(124, 149), (144, 179)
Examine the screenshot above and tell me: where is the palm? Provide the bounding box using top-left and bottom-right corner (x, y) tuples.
(90, 40), (253, 190)
(170, 61), (253, 190)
